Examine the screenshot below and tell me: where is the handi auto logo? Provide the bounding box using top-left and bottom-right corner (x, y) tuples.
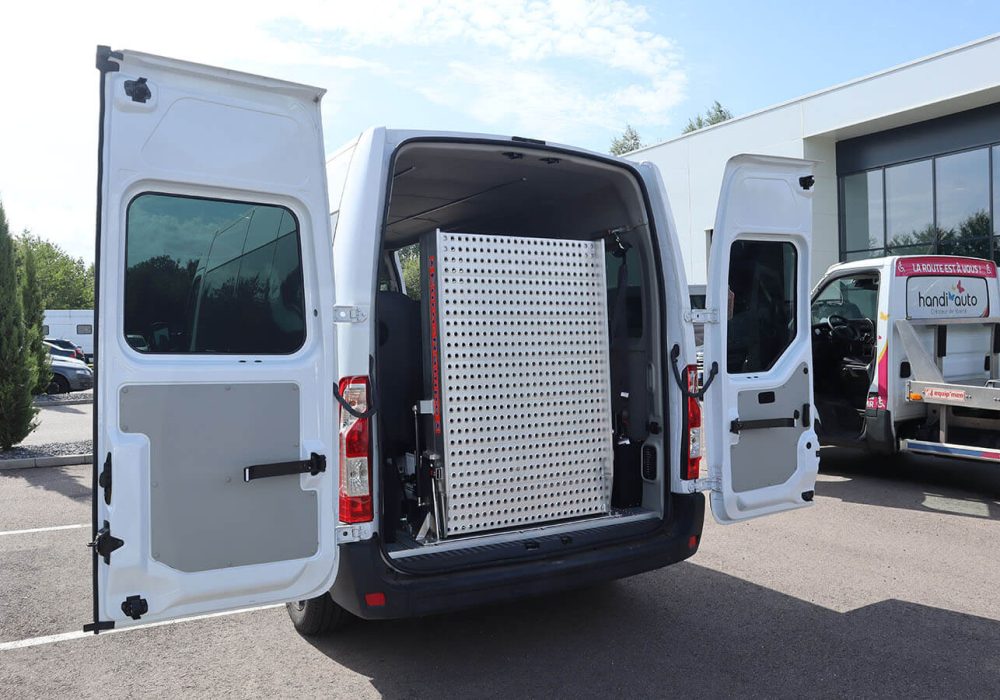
(916, 279), (978, 309)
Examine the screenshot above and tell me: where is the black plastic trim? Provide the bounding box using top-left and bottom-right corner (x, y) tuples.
(88, 44), (119, 636)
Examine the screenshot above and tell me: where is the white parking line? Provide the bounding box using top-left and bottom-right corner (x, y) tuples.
(0, 604), (282, 651)
(0, 523), (87, 537)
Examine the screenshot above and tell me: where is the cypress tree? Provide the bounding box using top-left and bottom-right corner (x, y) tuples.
(18, 238), (50, 394)
(0, 201), (38, 449)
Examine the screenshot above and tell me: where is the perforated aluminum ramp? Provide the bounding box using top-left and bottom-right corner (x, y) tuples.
(431, 230), (614, 537)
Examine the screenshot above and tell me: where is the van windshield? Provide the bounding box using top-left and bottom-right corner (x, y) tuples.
(811, 274), (879, 324)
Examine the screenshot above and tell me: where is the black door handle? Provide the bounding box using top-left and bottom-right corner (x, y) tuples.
(244, 452), (326, 482)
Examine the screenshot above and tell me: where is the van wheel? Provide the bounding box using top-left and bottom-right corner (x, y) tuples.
(47, 375), (70, 394)
(285, 594), (352, 635)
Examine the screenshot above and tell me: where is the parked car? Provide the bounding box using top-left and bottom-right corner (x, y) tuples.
(44, 337), (88, 363)
(48, 355), (94, 394)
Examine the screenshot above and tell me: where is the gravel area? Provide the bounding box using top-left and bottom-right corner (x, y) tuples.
(0, 440), (92, 461)
(34, 391), (92, 406)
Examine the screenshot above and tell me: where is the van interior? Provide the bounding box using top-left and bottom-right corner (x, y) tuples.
(810, 273), (879, 439)
(370, 141), (668, 556)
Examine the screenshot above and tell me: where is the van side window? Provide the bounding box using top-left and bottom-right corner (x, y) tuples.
(76, 324), (93, 335)
(727, 240), (797, 373)
(397, 243), (421, 300)
(42, 325), (49, 336)
(124, 193), (306, 354)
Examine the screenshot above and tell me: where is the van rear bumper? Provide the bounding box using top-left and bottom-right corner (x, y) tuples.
(329, 492), (704, 620)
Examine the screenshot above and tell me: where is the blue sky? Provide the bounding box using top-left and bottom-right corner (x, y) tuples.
(1, 1), (998, 260)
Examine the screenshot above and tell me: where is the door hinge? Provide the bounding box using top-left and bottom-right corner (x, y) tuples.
(333, 305), (368, 323)
(336, 521), (374, 544)
(685, 477), (721, 493)
(121, 595), (148, 620)
(98, 453), (112, 505)
(87, 520), (124, 565)
(123, 77), (151, 103)
(684, 309), (719, 324)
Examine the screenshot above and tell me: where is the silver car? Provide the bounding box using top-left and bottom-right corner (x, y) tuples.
(48, 355), (94, 394)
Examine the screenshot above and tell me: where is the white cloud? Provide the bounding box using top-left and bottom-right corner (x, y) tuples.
(0, 0), (684, 261)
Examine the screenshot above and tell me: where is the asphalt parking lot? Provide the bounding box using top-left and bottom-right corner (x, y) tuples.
(1, 450), (998, 698)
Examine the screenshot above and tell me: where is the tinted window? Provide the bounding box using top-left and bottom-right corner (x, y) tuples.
(125, 194), (305, 354)
(727, 240), (797, 374)
(885, 160), (934, 252)
(842, 170), (884, 254)
(76, 324), (93, 335)
(42, 325), (48, 335)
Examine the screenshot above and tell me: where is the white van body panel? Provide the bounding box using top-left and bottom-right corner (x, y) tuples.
(43, 309), (95, 356)
(94, 49), (339, 627)
(704, 155), (819, 523)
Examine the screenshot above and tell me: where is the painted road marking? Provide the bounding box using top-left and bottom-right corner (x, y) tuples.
(0, 604), (283, 651)
(0, 524), (87, 537)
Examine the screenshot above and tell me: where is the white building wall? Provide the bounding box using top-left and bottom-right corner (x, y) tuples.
(633, 33), (1000, 286)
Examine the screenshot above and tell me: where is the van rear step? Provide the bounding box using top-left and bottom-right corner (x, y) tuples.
(900, 439), (1000, 462)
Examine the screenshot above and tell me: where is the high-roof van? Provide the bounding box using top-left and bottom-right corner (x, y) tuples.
(86, 47), (819, 634)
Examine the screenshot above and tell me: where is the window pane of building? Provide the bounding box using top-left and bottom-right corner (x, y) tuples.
(994, 146), (1000, 236)
(844, 249), (885, 263)
(886, 159), (933, 251)
(841, 170), (884, 252)
(935, 148), (990, 257)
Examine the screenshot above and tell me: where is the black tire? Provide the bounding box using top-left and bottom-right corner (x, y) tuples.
(47, 374), (70, 395)
(285, 593), (353, 636)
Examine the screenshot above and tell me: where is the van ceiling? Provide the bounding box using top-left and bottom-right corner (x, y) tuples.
(384, 142), (648, 247)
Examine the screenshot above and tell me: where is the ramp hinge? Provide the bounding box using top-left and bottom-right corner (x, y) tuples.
(333, 305), (368, 323)
(685, 309), (719, 324)
(686, 477), (720, 493)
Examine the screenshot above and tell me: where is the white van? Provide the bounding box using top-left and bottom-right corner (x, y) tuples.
(86, 47), (819, 635)
(42, 309), (95, 361)
(811, 255), (1000, 460)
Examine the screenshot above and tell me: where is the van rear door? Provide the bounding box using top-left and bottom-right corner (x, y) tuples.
(90, 47), (339, 629)
(702, 155), (819, 523)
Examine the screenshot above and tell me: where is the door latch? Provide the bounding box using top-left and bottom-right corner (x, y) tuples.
(333, 305), (368, 323)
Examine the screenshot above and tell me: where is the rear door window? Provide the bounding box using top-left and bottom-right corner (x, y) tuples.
(727, 240), (797, 373)
(125, 193), (306, 354)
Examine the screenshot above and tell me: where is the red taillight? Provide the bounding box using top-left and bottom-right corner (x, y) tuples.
(339, 376), (372, 523)
(685, 364), (702, 480)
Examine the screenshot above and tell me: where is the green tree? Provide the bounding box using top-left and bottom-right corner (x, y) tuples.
(0, 202), (38, 449)
(16, 232), (94, 309)
(609, 124), (644, 156)
(683, 100), (734, 134)
(18, 241), (50, 394)
(398, 244), (421, 299)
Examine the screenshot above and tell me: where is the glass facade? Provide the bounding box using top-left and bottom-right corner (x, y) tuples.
(840, 145), (997, 262)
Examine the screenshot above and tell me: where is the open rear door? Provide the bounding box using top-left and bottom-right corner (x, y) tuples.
(89, 48), (338, 630)
(703, 155), (819, 523)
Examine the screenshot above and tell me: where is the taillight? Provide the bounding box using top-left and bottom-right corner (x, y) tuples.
(339, 376), (372, 523)
(685, 364), (702, 480)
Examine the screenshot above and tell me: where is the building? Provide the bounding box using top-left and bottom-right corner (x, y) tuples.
(631, 34), (1000, 285)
